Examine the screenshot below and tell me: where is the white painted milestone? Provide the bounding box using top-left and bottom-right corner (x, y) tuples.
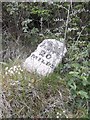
(23, 39), (67, 76)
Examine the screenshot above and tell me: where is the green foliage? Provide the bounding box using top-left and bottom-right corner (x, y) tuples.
(63, 41), (90, 99)
(31, 6), (50, 17)
(22, 19), (33, 33)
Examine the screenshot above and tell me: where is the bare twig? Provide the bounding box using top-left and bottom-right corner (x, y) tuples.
(64, 4), (71, 43)
(60, 4), (71, 59)
(76, 26), (86, 41)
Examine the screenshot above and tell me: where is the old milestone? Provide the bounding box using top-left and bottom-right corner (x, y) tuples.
(23, 39), (67, 76)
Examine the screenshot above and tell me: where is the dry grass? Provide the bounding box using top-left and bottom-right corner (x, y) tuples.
(1, 60), (75, 118)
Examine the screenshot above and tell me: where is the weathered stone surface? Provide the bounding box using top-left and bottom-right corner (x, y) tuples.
(23, 39), (67, 76)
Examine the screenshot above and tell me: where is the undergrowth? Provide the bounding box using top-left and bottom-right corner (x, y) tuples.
(1, 40), (90, 118)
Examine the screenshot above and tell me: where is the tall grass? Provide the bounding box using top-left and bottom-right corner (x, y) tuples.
(1, 57), (74, 118)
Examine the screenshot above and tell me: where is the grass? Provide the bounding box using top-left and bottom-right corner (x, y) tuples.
(1, 40), (89, 118)
(1, 58), (73, 118)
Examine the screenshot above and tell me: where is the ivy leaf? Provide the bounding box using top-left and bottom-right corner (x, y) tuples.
(77, 90), (89, 99)
(81, 76), (89, 86)
(69, 71), (79, 78)
(68, 80), (77, 90)
(69, 71), (79, 75)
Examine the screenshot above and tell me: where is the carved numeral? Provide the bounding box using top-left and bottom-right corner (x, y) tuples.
(39, 50), (46, 57)
(39, 50), (52, 59)
(46, 54), (51, 59)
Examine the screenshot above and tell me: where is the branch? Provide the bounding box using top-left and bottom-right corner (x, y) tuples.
(64, 4), (71, 43)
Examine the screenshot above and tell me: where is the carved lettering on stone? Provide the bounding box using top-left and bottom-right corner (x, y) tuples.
(23, 39), (67, 76)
